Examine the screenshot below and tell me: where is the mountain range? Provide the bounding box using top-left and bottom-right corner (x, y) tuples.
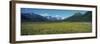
(64, 11), (92, 22)
(21, 13), (48, 22)
(21, 11), (92, 22)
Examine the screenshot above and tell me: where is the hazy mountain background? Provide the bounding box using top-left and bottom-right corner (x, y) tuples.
(21, 11), (92, 22)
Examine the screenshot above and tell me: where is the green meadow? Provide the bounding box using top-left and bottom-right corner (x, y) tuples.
(21, 22), (92, 35)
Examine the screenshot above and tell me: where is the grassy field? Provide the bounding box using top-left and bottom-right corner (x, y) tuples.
(21, 22), (92, 35)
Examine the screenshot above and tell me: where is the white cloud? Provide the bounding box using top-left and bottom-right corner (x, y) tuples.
(40, 13), (49, 16)
(55, 15), (60, 17)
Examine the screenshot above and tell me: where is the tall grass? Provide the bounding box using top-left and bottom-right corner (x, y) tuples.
(21, 22), (92, 35)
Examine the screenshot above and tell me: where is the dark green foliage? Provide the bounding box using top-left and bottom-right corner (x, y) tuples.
(64, 11), (92, 22)
(64, 12), (83, 21)
(82, 11), (92, 22)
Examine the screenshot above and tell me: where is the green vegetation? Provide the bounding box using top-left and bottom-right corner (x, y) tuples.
(21, 22), (92, 35)
(64, 11), (92, 22)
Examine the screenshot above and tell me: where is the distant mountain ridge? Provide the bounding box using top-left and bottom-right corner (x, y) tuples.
(63, 11), (92, 22)
(44, 16), (62, 21)
(21, 13), (48, 22)
(21, 11), (92, 22)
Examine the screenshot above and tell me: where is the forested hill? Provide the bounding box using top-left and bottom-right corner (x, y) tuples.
(63, 11), (92, 22)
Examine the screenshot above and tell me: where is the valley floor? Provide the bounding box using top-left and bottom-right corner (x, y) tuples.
(21, 22), (92, 35)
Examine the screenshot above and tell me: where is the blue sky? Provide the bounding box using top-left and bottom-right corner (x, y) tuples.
(21, 8), (88, 19)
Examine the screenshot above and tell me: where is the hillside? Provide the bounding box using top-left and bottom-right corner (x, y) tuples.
(64, 11), (92, 22)
(21, 13), (48, 22)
